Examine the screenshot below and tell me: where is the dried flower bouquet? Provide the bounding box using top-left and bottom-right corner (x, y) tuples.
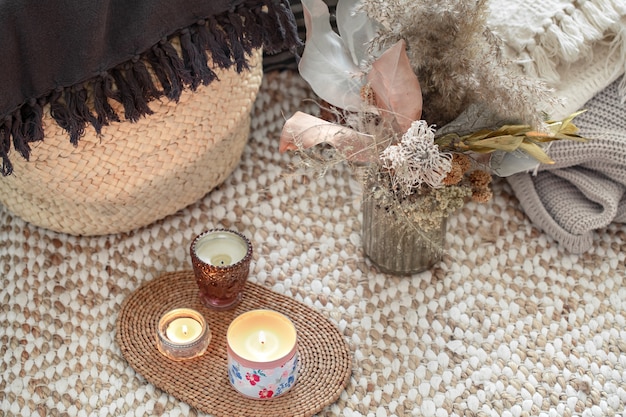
(279, 0), (587, 272)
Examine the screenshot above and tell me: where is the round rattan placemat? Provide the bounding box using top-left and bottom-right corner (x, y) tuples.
(116, 271), (352, 417)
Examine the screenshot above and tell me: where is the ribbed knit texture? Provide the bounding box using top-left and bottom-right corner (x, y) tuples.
(508, 77), (626, 253)
(488, 0), (626, 253)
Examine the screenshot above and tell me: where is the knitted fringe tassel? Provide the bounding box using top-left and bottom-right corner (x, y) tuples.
(518, 0), (626, 89)
(0, 0), (301, 176)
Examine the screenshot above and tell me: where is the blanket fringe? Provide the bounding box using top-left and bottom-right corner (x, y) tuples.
(181, 27), (217, 89)
(0, 119), (11, 175)
(11, 109), (30, 163)
(609, 27), (626, 102)
(0, 0), (301, 176)
(49, 89), (85, 146)
(518, 0), (626, 87)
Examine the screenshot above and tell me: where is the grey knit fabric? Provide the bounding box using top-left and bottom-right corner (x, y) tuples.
(507, 77), (626, 253)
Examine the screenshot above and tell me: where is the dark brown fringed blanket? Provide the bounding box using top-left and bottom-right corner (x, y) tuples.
(0, 0), (300, 176)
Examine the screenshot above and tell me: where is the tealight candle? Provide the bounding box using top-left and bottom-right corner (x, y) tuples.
(165, 317), (203, 343)
(156, 308), (211, 361)
(226, 310), (299, 399)
(190, 229), (253, 310)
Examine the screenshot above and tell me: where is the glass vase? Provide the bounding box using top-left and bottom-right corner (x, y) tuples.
(361, 191), (447, 275)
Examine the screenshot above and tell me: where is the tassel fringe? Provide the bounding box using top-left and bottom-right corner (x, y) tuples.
(1, 119), (12, 176)
(0, 0), (301, 176)
(609, 27), (626, 102)
(522, 0), (626, 90)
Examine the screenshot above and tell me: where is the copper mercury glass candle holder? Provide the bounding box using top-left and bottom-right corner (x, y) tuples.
(190, 229), (253, 310)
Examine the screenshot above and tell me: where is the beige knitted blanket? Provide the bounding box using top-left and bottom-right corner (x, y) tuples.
(488, 0), (626, 253)
(1, 70), (626, 417)
(508, 77), (626, 253)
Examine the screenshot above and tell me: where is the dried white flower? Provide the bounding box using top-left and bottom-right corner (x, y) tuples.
(380, 120), (452, 196)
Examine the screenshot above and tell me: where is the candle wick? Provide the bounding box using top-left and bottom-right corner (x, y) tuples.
(182, 324), (188, 335)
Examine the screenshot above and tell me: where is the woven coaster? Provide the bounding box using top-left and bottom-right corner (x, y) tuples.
(116, 271), (352, 417)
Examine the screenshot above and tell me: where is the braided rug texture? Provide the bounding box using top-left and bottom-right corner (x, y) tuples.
(1, 71), (626, 417)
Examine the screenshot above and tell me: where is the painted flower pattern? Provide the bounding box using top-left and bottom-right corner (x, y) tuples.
(230, 365), (241, 380)
(259, 388), (274, 399)
(246, 372), (261, 385)
(227, 353), (299, 399)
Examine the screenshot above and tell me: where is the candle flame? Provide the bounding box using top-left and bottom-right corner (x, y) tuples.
(258, 330), (266, 345)
(182, 324), (188, 335)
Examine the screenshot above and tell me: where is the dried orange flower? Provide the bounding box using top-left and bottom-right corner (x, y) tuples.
(468, 170), (493, 202)
(442, 165), (463, 185)
(468, 170), (492, 188)
(443, 153), (472, 185)
(471, 187), (493, 203)
(455, 153), (472, 172)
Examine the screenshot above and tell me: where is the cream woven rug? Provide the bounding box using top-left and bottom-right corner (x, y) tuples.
(1, 71), (626, 417)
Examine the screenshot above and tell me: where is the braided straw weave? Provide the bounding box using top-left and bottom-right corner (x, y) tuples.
(116, 270), (352, 417)
(0, 49), (263, 236)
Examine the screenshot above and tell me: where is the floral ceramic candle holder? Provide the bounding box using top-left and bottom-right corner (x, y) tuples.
(226, 310), (299, 399)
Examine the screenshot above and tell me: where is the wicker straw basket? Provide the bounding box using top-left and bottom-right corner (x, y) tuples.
(0, 49), (263, 236)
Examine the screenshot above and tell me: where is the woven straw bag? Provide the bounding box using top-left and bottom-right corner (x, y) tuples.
(0, 49), (263, 236)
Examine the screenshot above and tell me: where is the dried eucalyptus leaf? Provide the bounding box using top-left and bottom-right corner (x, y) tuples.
(489, 151), (540, 177)
(367, 39), (422, 133)
(336, 0), (380, 66)
(299, 0), (365, 111)
(280, 111), (379, 163)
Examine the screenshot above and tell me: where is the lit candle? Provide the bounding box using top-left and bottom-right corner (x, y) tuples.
(190, 229), (253, 310)
(165, 317), (203, 344)
(226, 310), (299, 399)
(156, 308), (211, 361)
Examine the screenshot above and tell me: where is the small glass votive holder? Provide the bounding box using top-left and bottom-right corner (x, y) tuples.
(190, 229), (253, 310)
(227, 310), (299, 399)
(156, 308), (211, 361)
